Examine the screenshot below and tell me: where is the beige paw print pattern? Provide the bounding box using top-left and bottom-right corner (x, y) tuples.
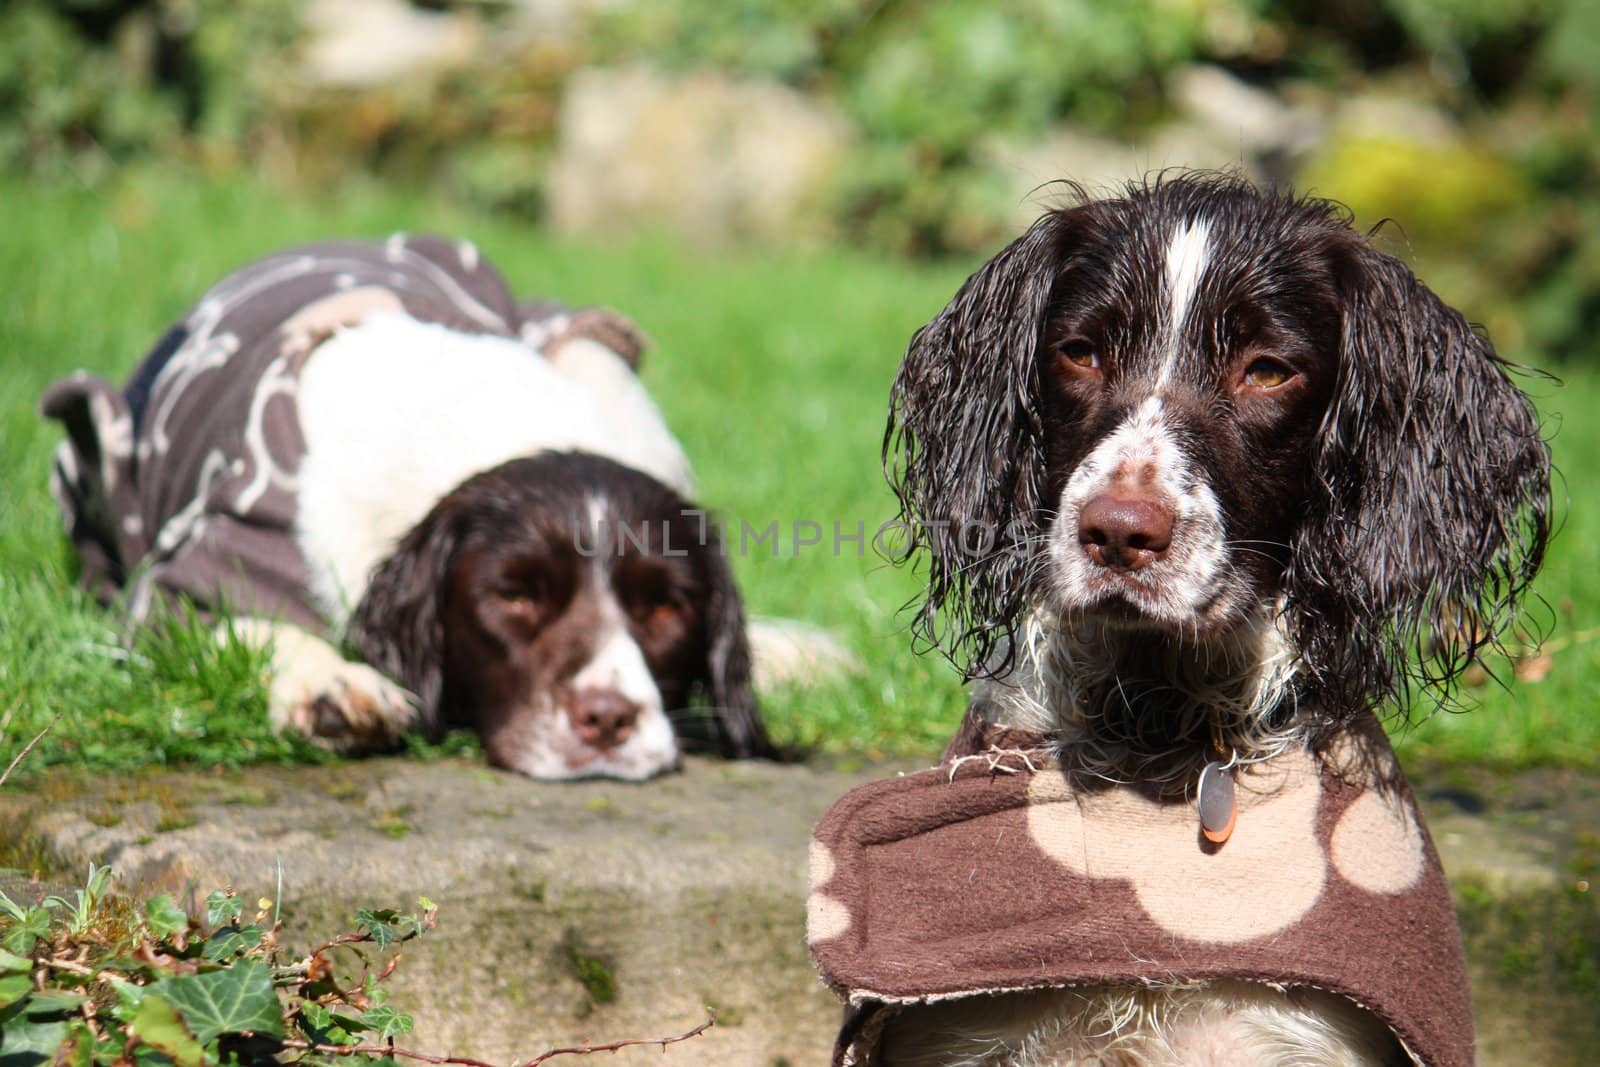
(807, 839), (850, 945)
(1025, 744), (1425, 944)
(808, 714), (1474, 1067)
(1329, 785), (1427, 894)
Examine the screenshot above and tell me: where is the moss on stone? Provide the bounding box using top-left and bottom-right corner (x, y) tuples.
(1456, 876), (1600, 1064)
(561, 929), (619, 1007)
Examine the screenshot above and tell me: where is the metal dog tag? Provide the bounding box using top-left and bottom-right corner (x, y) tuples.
(1198, 760), (1237, 844)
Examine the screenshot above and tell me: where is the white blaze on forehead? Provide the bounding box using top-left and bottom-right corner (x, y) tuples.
(584, 495), (610, 572)
(499, 590), (677, 781)
(572, 626), (661, 707)
(1159, 218), (1212, 386)
(571, 596), (662, 710)
(1126, 394), (1164, 439)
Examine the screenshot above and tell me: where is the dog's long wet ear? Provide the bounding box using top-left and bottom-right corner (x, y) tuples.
(697, 544), (773, 759)
(345, 511), (461, 737)
(885, 212), (1070, 678)
(1286, 236), (1551, 718)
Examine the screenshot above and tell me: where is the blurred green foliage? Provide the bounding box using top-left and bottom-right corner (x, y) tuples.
(283, 35), (577, 217)
(595, 0), (1600, 355)
(1511, 0), (1600, 363)
(0, 0), (1595, 358)
(1300, 135), (1528, 245)
(0, 0), (302, 179)
(596, 0), (1243, 254)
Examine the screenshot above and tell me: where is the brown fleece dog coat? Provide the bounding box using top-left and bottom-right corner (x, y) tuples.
(809, 712), (1472, 1066)
(40, 234), (646, 629)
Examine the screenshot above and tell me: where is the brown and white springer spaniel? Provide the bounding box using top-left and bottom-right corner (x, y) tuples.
(877, 175), (1549, 1064)
(340, 449), (764, 780)
(44, 235), (779, 780)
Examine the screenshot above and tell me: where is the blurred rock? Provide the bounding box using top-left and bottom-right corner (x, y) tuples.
(302, 0), (483, 88)
(983, 126), (1136, 226)
(982, 122), (1246, 232)
(1331, 89), (1462, 147)
(984, 64), (1331, 231)
(1170, 64), (1324, 170)
(547, 66), (852, 246)
(501, 0), (616, 39)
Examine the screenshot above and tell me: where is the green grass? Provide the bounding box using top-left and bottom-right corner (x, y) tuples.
(0, 169), (1596, 776)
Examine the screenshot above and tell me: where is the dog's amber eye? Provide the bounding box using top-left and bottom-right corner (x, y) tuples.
(1243, 358), (1294, 389)
(497, 576), (547, 607)
(626, 595), (683, 633)
(1058, 340), (1099, 370)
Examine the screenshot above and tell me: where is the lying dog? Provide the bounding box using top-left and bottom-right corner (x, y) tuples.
(816, 176), (1549, 1064)
(42, 234), (771, 779)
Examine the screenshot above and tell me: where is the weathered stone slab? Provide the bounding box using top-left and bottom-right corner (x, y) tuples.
(3, 756), (921, 1066)
(546, 66), (851, 247)
(4, 758), (1594, 1066)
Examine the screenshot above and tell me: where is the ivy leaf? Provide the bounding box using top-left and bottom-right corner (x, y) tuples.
(19, 991), (86, 1018)
(56, 1021), (97, 1067)
(1, 907), (51, 955)
(0, 1001), (69, 1067)
(0, 974), (32, 1011)
(159, 960), (284, 1043)
(299, 1004), (361, 1049)
(297, 1001), (356, 1046)
(131, 1044), (181, 1067)
(110, 982), (147, 1025)
(358, 1005), (413, 1042)
(0, 948), (30, 975)
(204, 891), (242, 929)
(360, 977), (389, 1008)
(144, 895), (190, 940)
(354, 909), (399, 951)
(200, 925), (263, 961)
(129, 994), (205, 1067)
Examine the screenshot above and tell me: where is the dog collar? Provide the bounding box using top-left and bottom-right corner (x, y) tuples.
(808, 711), (1472, 1067)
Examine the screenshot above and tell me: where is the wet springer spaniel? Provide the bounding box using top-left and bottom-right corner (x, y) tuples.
(868, 176), (1550, 1065)
(43, 235), (771, 780)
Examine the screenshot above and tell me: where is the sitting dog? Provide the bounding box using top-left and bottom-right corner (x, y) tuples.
(42, 234), (771, 779)
(816, 175), (1549, 1064)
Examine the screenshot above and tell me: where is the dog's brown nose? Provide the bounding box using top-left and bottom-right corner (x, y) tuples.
(1078, 493), (1175, 571)
(567, 690), (640, 750)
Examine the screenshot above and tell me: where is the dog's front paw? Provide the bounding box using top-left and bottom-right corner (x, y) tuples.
(269, 653), (419, 753)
